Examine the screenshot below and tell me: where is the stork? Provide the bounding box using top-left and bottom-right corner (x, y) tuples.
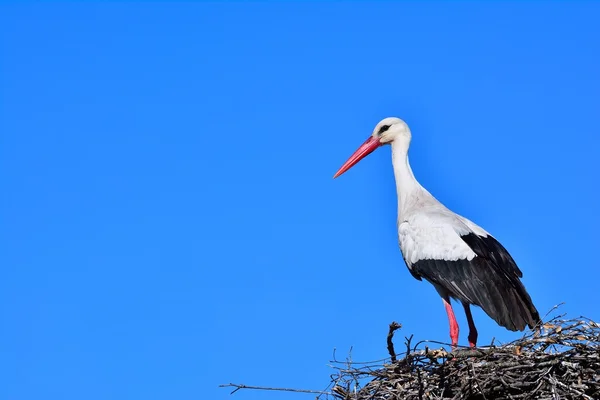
(334, 117), (540, 348)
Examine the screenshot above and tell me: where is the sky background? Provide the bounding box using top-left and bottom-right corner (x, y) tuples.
(1, 2), (599, 400)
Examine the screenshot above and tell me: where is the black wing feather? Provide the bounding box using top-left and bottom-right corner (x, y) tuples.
(460, 233), (523, 277)
(411, 233), (540, 332)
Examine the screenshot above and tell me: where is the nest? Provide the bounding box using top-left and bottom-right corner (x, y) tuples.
(328, 316), (600, 400)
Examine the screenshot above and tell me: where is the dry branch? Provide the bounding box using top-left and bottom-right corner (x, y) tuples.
(219, 383), (330, 395)
(387, 322), (402, 362)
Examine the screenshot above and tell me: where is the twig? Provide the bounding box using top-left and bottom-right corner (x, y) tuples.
(386, 321), (402, 362)
(219, 383), (331, 396)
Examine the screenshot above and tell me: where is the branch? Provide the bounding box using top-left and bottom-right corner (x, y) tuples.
(219, 383), (331, 396)
(386, 321), (402, 362)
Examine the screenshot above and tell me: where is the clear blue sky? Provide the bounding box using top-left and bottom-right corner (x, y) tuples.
(1, 2), (599, 399)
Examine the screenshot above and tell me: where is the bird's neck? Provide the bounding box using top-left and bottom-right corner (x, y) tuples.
(391, 142), (428, 217)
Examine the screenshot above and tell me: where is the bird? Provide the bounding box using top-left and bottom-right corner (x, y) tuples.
(333, 117), (541, 348)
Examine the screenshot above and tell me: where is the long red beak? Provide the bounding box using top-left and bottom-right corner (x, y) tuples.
(333, 136), (382, 178)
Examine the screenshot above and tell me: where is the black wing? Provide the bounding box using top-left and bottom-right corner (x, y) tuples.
(411, 233), (540, 331)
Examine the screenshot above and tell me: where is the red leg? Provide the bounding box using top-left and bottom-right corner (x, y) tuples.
(463, 302), (478, 348)
(442, 297), (459, 348)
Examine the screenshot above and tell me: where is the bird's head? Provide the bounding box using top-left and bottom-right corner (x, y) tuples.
(333, 117), (411, 178)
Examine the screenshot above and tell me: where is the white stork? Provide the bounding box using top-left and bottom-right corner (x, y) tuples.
(334, 117), (540, 348)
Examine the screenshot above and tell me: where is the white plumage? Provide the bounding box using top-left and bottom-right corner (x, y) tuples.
(399, 212), (478, 266)
(334, 117), (540, 348)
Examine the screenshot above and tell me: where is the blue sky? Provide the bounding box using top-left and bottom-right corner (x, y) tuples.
(1, 2), (599, 399)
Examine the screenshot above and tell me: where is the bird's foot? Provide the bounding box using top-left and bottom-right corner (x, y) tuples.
(467, 331), (478, 348)
(449, 340), (459, 353)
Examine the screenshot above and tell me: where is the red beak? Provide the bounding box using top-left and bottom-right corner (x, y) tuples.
(333, 136), (382, 178)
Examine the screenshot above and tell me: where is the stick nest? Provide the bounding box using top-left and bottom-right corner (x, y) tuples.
(329, 316), (600, 400)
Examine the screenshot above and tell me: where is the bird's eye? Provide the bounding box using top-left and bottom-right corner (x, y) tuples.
(378, 125), (391, 135)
